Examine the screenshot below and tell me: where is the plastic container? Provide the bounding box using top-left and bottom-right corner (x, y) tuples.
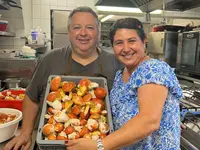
(36, 75), (114, 150)
(0, 108), (22, 143)
(0, 89), (25, 111)
(0, 20), (8, 31)
(31, 31), (38, 40)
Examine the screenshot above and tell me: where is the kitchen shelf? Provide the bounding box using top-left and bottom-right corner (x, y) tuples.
(0, 31), (15, 37)
(25, 44), (46, 49)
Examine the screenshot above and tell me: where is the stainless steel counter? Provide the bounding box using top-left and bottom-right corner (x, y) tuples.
(0, 128), (37, 150)
(0, 58), (37, 88)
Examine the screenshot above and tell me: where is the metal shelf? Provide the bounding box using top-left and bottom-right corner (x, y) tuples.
(0, 31), (15, 37)
(176, 74), (200, 84)
(25, 44), (46, 49)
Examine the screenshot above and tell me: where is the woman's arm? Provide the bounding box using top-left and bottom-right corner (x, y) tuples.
(66, 83), (168, 150)
(102, 83), (168, 150)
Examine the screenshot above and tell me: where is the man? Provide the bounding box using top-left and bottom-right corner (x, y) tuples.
(3, 6), (122, 150)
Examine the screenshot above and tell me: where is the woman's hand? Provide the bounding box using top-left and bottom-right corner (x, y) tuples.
(66, 138), (97, 150)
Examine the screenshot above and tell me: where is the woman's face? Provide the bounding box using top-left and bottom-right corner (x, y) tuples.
(113, 28), (146, 69)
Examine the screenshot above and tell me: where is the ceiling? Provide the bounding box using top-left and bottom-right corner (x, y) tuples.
(95, 0), (200, 12)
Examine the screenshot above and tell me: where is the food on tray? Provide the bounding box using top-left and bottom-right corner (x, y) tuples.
(42, 76), (110, 140)
(50, 76), (61, 91)
(0, 90), (25, 101)
(0, 112), (17, 124)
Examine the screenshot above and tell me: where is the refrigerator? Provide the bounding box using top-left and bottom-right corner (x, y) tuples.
(51, 10), (71, 49)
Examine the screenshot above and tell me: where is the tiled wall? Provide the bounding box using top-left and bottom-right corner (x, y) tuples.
(0, 0), (28, 49)
(32, 0), (96, 50)
(0, 0), (200, 50)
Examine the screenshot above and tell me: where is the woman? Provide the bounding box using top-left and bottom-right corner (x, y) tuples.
(66, 18), (183, 150)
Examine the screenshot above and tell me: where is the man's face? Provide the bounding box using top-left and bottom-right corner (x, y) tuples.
(68, 12), (99, 56)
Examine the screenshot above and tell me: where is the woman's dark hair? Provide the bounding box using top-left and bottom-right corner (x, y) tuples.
(110, 18), (146, 46)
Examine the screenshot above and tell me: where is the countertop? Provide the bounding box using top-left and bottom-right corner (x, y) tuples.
(0, 128), (37, 150)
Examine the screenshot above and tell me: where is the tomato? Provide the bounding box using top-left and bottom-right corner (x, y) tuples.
(80, 119), (87, 126)
(79, 78), (91, 87)
(83, 93), (92, 102)
(55, 123), (64, 133)
(46, 92), (60, 102)
(71, 105), (81, 115)
(48, 134), (56, 140)
(64, 126), (75, 135)
(57, 135), (68, 140)
(80, 112), (89, 120)
(62, 81), (76, 92)
(79, 126), (89, 137)
(94, 87), (107, 99)
(50, 76), (61, 91)
(42, 124), (55, 136)
(92, 98), (105, 110)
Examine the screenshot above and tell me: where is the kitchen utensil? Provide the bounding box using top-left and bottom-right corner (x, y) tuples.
(0, 108), (22, 143)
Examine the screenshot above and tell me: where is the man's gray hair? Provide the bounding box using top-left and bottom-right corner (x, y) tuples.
(67, 6), (101, 32)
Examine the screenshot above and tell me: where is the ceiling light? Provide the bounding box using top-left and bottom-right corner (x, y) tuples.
(101, 15), (114, 22)
(96, 6), (142, 13)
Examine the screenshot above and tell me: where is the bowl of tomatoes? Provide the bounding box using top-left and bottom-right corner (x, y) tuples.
(0, 89), (25, 111)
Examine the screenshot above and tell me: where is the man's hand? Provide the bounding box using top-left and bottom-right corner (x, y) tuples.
(3, 133), (32, 150)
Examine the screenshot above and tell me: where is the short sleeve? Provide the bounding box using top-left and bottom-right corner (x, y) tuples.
(132, 59), (183, 100)
(26, 55), (47, 103)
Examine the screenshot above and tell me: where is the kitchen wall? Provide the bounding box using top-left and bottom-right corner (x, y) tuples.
(1, 0), (200, 50)
(0, 0), (28, 49)
(32, 0), (96, 50)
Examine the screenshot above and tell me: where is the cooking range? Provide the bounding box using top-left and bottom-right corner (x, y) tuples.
(178, 75), (200, 150)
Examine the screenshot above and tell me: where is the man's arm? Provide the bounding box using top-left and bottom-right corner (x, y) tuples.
(21, 94), (39, 136)
(3, 95), (39, 150)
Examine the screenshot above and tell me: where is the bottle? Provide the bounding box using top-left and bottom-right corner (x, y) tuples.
(31, 28), (38, 44)
(37, 29), (45, 45)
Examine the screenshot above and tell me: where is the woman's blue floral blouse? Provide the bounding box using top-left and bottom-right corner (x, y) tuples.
(110, 59), (183, 150)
